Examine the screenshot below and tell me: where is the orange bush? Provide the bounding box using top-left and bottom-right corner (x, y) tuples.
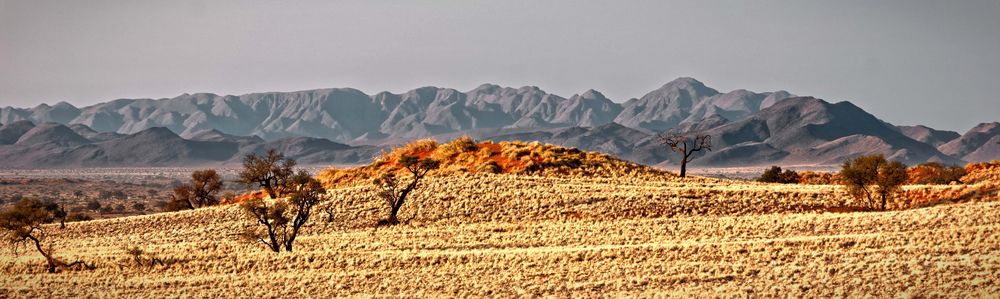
(797, 171), (839, 185)
(962, 160), (1000, 183)
(221, 190), (266, 205)
(907, 163), (965, 185)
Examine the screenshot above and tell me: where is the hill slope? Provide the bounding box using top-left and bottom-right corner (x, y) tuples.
(1, 171), (997, 297)
(682, 97), (962, 166)
(318, 137), (663, 187)
(939, 122), (1000, 162)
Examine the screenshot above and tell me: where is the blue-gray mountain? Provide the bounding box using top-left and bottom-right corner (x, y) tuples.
(0, 78), (996, 168)
(0, 121), (379, 168)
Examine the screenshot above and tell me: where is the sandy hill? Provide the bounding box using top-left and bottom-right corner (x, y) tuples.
(317, 137), (664, 187)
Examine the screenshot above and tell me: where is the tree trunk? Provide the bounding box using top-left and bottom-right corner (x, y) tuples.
(387, 182), (417, 225)
(880, 192), (887, 211)
(388, 201), (402, 225)
(262, 184), (277, 199)
(265, 224), (281, 252)
(679, 157), (688, 178)
(28, 235), (57, 273)
(285, 223), (303, 252)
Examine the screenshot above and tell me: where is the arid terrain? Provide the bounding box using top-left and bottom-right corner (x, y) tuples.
(1, 161), (997, 297)
(3, 1), (998, 297)
(0, 167), (328, 219)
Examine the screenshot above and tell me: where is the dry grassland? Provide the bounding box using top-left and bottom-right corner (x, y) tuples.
(2, 172), (998, 297)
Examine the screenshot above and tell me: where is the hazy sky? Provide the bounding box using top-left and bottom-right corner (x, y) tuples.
(1, 1), (998, 131)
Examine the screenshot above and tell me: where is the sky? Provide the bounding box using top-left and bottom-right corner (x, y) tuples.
(1, 0), (998, 132)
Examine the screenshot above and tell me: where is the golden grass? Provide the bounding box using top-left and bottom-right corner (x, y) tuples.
(1, 171), (998, 297)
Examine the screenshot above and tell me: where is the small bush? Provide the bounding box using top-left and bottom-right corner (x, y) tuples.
(432, 136), (477, 161)
(798, 171), (839, 184)
(123, 246), (176, 268)
(960, 161), (1000, 183)
(86, 200), (102, 211)
(66, 212), (93, 222)
(907, 162), (966, 185)
(479, 160), (502, 174)
(756, 166), (800, 184)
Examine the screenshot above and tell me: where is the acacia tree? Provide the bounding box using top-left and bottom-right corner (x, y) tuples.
(38, 199), (68, 229)
(374, 155), (440, 225)
(242, 171), (324, 252)
(840, 154), (908, 211)
(86, 200), (102, 212)
(169, 169), (223, 210)
(658, 132), (712, 178)
(0, 199), (93, 273)
(239, 149), (296, 199)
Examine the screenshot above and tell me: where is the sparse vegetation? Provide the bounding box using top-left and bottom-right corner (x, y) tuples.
(123, 246), (176, 268)
(1, 168), (997, 296)
(0, 199), (94, 273)
(0, 140), (998, 297)
(317, 138), (663, 188)
(657, 132), (712, 177)
(839, 155), (908, 211)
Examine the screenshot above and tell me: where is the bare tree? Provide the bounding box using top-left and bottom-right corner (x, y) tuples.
(658, 132), (712, 178)
(169, 169), (223, 210)
(840, 154), (908, 211)
(242, 171), (325, 252)
(0, 199), (94, 273)
(374, 155), (440, 225)
(238, 149), (297, 199)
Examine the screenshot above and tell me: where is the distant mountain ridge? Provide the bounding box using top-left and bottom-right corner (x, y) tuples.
(0, 78), (789, 143)
(1, 77), (997, 168)
(0, 121), (378, 168)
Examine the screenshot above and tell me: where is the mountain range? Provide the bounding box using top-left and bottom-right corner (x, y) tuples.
(1, 77), (997, 168)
